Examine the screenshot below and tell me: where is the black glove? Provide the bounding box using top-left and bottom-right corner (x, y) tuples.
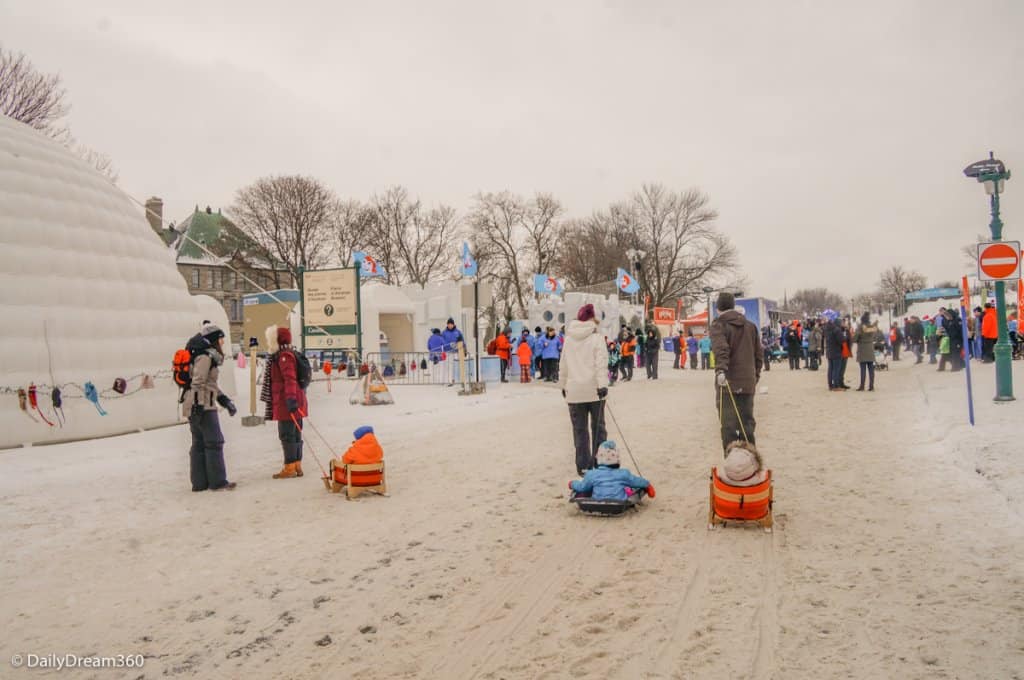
(286, 397), (299, 413)
(597, 387), (608, 399)
(561, 389), (566, 398)
(217, 394), (237, 417)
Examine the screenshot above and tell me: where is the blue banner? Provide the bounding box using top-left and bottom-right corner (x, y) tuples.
(460, 241), (478, 277)
(616, 268), (640, 294)
(533, 273), (563, 295)
(352, 251), (386, 278)
(905, 287), (962, 301)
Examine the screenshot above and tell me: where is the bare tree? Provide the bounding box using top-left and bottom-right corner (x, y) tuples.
(334, 199), (373, 267)
(0, 46), (118, 182)
(229, 175), (337, 286)
(522, 193), (564, 277)
(554, 214), (630, 291)
(0, 47), (67, 135)
(788, 288), (847, 315)
(613, 184), (738, 307)
(467, 191), (530, 315)
(878, 265), (927, 315)
(365, 186), (419, 285)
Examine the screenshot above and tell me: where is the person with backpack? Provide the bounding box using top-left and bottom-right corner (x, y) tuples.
(181, 323), (237, 492)
(262, 326), (309, 480)
(495, 328), (513, 383)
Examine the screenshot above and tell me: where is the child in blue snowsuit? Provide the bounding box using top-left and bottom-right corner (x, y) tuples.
(570, 441), (653, 501)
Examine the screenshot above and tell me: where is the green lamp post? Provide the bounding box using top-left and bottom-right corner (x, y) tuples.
(964, 153), (1014, 401)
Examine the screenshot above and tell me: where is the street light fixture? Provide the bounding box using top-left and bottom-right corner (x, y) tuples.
(625, 248), (646, 305)
(963, 152), (1014, 401)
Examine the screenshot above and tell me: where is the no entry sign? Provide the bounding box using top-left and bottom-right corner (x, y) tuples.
(977, 241), (1021, 281)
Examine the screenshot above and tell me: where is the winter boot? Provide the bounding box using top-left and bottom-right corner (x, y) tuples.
(294, 460), (304, 477)
(273, 463), (298, 479)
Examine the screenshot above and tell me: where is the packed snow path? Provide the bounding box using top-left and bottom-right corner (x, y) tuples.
(2, 359), (1023, 679)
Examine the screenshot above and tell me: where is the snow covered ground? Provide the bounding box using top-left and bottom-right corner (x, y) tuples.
(2, 357), (1023, 679)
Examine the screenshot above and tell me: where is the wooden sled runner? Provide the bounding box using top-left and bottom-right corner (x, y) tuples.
(328, 460), (388, 500)
(708, 467), (773, 531)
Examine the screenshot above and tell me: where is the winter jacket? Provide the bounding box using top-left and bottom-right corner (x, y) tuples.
(495, 333), (512, 360)
(808, 327), (823, 354)
(427, 332), (445, 359)
(698, 337), (711, 354)
(558, 320), (609, 404)
(709, 310), (763, 394)
(686, 336), (699, 353)
(672, 336), (682, 354)
(907, 321), (924, 342)
(336, 432), (384, 485)
(824, 322), (845, 360)
(516, 338), (532, 365)
(981, 308), (998, 340)
(784, 327), (802, 357)
(441, 326), (464, 352)
(620, 337), (636, 357)
(645, 334), (661, 353)
(853, 323), (880, 363)
(181, 348), (225, 416)
(570, 465), (650, 501)
(541, 334), (562, 360)
(267, 347), (308, 421)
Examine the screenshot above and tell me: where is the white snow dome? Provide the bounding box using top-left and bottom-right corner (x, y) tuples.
(0, 115), (234, 449)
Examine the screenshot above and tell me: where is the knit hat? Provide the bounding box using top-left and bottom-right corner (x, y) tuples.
(277, 327), (292, 345)
(446, 317), (455, 326)
(595, 440), (619, 466)
(716, 292), (735, 311)
(577, 304), (596, 322)
(353, 425), (374, 440)
(201, 323), (225, 343)
(535, 326), (542, 333)
(721, 441), (763, 487)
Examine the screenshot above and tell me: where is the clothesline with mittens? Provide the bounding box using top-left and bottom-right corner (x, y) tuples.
(2, 370), (173, 427)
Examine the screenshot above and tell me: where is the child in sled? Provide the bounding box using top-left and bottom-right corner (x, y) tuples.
(715, 440), (765, 487)
(570, 441), (654, 500)
(331, 426), (384, 486)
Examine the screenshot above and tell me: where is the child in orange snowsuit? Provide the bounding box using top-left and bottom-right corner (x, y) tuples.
(332, 426), (384, 486)
(516, 333), (533, 383)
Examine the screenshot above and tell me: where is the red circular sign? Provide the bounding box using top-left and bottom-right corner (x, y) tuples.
(979, 243), (1020, 279)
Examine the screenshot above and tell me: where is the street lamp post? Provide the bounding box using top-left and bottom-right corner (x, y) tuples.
(625, 248), (646, 306)
(964, 152), (1014, 401)
(702, 286), (714, 333)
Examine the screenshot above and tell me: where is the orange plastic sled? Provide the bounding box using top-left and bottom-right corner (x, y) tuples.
(708, 467), (773, 531)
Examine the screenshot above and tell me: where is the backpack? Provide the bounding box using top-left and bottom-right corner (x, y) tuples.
(486, 338), (498, 356)
(291, 349), (312, 390)
(172, 333), (208, 400)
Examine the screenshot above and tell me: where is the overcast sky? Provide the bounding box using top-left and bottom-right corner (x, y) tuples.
(2, 0), (1021, 300)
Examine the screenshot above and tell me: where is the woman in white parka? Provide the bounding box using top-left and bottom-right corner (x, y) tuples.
(559, 304), (610, 475)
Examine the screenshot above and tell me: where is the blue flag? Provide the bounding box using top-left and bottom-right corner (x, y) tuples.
(352, 251), (386, 278)
(460, 241), (478, 277)
(533, 273), (563, 295)
(617, 268), (639, 294)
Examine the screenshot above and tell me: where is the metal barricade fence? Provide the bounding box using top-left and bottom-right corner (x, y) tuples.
(363, 352), (459, 385)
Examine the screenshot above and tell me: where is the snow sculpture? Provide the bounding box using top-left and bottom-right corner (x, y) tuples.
(0, 115), (234, 449)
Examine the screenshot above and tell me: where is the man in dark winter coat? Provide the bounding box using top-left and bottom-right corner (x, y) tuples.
(709, 293), (762, 452)
(823, 313), (847, 390)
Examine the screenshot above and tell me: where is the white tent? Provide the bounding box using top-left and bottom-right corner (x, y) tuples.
(0, 116), (233, 449)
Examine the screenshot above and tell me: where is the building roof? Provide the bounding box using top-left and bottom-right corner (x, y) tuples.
(171, 206), (286, 271)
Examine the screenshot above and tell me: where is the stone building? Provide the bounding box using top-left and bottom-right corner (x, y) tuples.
(145, 198), (294, 346)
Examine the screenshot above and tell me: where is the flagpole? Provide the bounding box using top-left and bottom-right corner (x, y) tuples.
(474, 277), (480, 381)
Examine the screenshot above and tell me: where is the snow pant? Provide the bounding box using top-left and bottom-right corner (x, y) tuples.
(982, 337), (996, 362)
(892, 344), (900, 361)
(568, 400), (606, 473)
(689, 352), (698, 370)
(827, 357), (843, 389)
(808, 351), (820, 371)
(542, 358), (559, 381)
(840, 358), (848, 384)
(500, 357), (509, 381)
(938, 353), (950, 371)
(928, 341), (938, 364)
(701, 353), (710, 370)
(278, 417), (303, 465)
(189, 409), (228, 491)
(673, 353), (681, 369)
(858, 361), (875, 390)
(762, 349), (771, 371)
(716, 387), (755, 452)
(534, 355), (543, 376)
(620, 356), (634, 380)
(646, 351), (659, 379)
(520, 365), (531, 383)
(788, 354), (800, 370)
